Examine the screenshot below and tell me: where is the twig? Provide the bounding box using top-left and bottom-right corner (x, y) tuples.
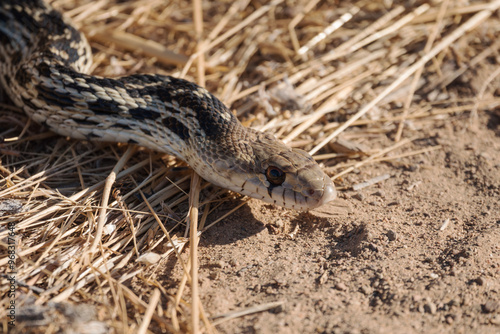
(352, 174), (390, 191)
(211, 301), (285, 326)
(90, 146), (136, 254)
(137, 289), (161, 334)
(188, 172), (201, 334)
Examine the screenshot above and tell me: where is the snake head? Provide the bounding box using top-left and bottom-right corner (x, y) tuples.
(205, 131), (337, 210)
(257, 147), (337, 210)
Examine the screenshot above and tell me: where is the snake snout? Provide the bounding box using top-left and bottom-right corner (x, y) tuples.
(317, 176), (337, 207)
(304, 174), (336, 209)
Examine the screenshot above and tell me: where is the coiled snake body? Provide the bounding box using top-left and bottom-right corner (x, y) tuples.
(0, 0), (336, 210)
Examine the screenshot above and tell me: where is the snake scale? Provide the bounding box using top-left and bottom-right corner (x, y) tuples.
(0, 0), (336, 210)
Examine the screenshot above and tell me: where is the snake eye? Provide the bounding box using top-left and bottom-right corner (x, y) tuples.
(265, 166), (286, 186)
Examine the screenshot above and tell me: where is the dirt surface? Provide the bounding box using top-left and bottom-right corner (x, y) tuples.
(161, 111), (499, 334)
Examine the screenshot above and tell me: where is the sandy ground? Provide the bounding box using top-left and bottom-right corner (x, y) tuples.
(176, 111), (500, 333)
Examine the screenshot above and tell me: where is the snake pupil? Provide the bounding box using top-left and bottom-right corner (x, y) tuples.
(265, 166), (286, 186)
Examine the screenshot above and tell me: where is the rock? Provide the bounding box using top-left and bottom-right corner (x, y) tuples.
(360, 285), (372, 295)
(386, 230), (397, 241)
(483, 300), (499, 314)
(353, 193), (365, 201)
(424, 302), (437, 314)
(413, 295), (422, 303)
(317, 271), (329, 285)
(368, 243), (379, 252)
(0, 199), (23, 216)
(475, 276), (486, 286)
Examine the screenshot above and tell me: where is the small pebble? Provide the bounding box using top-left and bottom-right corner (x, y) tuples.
(353, 193), (365, 201)
(368, 243), (379, 252)
(272, 218), (284, 229)
(318, 271), (328, 285)
(335, 282), (348, 291)
(210, 260), (225, 268)
(445, 315), (454, 324)
(475, 276), (486, 286)
(273, 303), (285, 313)
(360, 285), (372, 295)
(0, 199), (24, 215)
(386, 230), (397, 241)
(408, 164), (419, 172)
(424, 302), (437, 314)
(483, 300), (499, 314)
(265, 286), (276, 294)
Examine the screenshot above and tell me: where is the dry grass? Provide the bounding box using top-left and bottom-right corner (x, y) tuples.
(1, 0), (499, 332)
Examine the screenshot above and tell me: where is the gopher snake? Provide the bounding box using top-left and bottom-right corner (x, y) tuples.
(0, 0), (336, 210)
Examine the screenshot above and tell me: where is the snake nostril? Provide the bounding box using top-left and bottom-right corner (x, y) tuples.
(308, 189), (315, 196)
